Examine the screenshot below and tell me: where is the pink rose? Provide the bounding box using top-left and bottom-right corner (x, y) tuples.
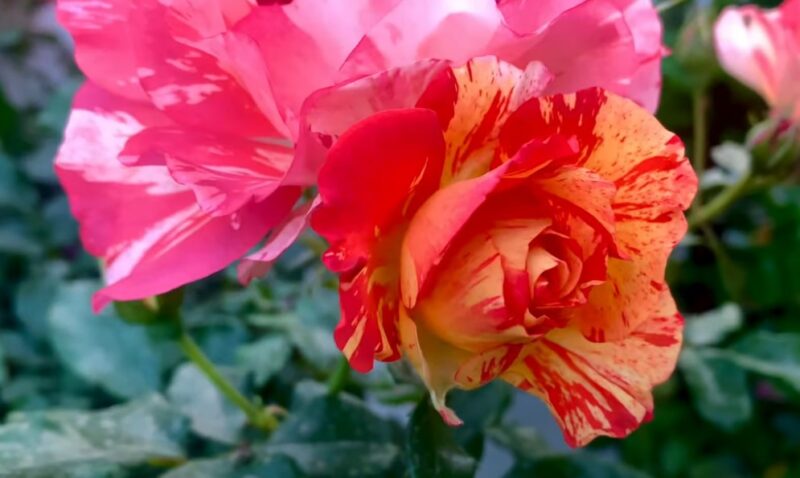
(715, 0), (800, 122)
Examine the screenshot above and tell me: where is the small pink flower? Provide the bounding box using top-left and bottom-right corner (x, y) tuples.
(715, 0), (800, 122)
(56, 0), (665, 309)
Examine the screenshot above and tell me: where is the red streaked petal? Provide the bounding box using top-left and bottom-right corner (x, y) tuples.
(296, 59), (451, 184)
(501, 88), (695, 341)
(500, 87), (607, 164)
(531, 165), (618, 256)
(401, 137), (574, 310)
(418, 57), (553, 184)
(313, 108), (446, 372)
(312, 109), (445, 271)
(335, 258), (404, 372)
(399, 307), (470, 425)
(503, 311), (683, 447)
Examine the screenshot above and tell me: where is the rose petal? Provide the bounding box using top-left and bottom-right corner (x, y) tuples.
(503, 311), (683, 447)
(493, 0), (663, 111)
(56, 83), (300, 310)
(313, 109), (444, 271)
(94, 187), (299, 311)
(130, 0), (281, 138)
(715, 1), (800, 119)
(294, 59), (451, 184)
(312, 109), (446, 372)
(235, 0), (401, 124)
(122, 127), (293, 216)
(238, 196), (321, 285)
(501, 88), (696, 340)
(57, 0), (146, 101)
(340, 0), (502, 77)
(417, 57), (553, 184)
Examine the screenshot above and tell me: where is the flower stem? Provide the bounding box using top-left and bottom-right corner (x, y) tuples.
(688, 172), (752, 230)
(692, 90), (709, 184)
(179, 331), (279, 432)
(327, 356), (351, 395)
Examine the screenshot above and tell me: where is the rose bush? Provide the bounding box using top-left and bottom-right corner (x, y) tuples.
(312, 57), (697, 446)
(55, 0), (664, 310)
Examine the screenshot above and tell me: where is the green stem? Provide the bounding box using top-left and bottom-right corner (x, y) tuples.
(692, 90), (709, 184)
(179, 331), (279, 432)
(688, 172), (752, 230)
(327, 356), (351, 395)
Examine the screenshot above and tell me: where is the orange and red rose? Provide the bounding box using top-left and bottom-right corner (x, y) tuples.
(312, 58), (697, 446)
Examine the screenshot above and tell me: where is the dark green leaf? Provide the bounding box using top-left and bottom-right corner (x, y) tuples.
(0, 222), (42, 257)
(679, 347), (752, 429)
(448, 382), (513, 458)
(504, 453), (651, 478)
(163, 453), (304, 478)
(14, 261), (67, 340)
(725, 331), (800, 393)
(47, 281), (168, 398)
(485, 424), (550, 461)
(166, 363), (246, 444)
(683, 303), (743, 346)
(0, 395), (187, 477)
(263, 382), (402, 477)
(406, 399), (477, 478)
(236, 335), (292, 387)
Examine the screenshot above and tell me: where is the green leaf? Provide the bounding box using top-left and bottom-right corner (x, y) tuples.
(485, 424), (550, 461)
(47, 281), (167, 399)
(504, 453), (651, 478)
(684, 303), (743, 346)
(406, 399), (477, 478)
(702, 143), (751, 189)
(0, 153), (37, 214)
(0, 395), (188, 478)
(42, 196), (80, 247)
(36, 78), (81, 135)
(0, 343), (6, 387)
(262, 382), (403, 477)
(679, 347), (752, 430)
(163, 454), (304, 478)
(236, 335), (292, 387)
(448, 382), (513, 458)
(723, 331), (800, 393)
(248, 311), (339, 373)
(0, 222), (42, 257)
(166, 363), (246, 444)
(14, 261), (67, 341)
(288, 323), (339, 372)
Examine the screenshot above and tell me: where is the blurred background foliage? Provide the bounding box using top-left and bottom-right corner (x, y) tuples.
(0, 0), (799, 477)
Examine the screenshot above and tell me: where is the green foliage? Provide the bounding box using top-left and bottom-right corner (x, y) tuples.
(406, 399), (477, 478)
(0, 395), (188, 477)
(1, 0), (800, 477)
(48, 281), (171, 399)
